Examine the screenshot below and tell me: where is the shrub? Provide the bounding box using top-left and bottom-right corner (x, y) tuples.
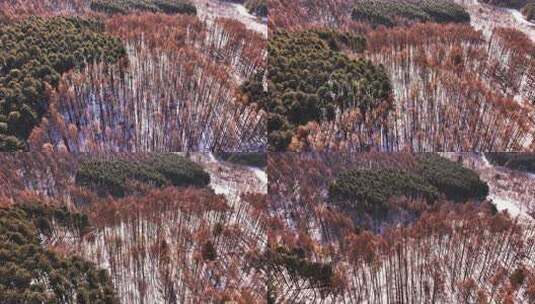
(76, 154), (210, 197)
(0, 17), (126, 151)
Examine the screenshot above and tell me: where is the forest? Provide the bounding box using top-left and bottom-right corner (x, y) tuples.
(268, 0), (535, 152)
(89, 0), (198, 15)
(0, 16), (125, 151)
(267, 152), (535, 303)
(0, 152), (268, 303)
(255, 29), (390, 151)
(0, 0), (267, 152)
(352, 0), (471, 27)
(1, 0), (535, 303)
(0, 203), (117, 303)
(0, 152), (533, 303)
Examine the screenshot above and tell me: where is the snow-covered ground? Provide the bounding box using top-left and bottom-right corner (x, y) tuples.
(455, 0), (535, 41)
(249, 166), (267, 186)
(451, 153), (535, 222)
(190, 153), (267, 208)
(57, 153), (268, 303)
(509, 8), (535, 27)
(192, 0), (267, 37)
(488, 195), (527, 218)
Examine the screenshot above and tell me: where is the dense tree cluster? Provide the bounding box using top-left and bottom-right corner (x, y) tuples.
(267, 152), (535, 303)
(0, 203), (117, 303)
(28, 14), (266, 152)
(522, 2), (535, 20)
(329, 168), (439, 215)
(415, 154), (490, 202)
(260, 246), (335, 291)
(252, 29), (391, 151)
(329, 154), (489, 217)
(90, 0), (197, 15)
(0, 16), (125, 151)
(479, 0), (532, 9)
(360, 23), (535, 151)
(245, 0), (268, 17)
(486, 152), (535, 173)
(215, 152), (267, 168)
(352, 0), (471, 27)
(76, 154), (210, 197)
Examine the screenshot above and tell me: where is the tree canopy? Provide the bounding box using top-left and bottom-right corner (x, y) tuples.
(0, 204), (117, 303)
(329, 168), (439, 215)
(215, 152), (267, 168)
(90, 0), (197, 15)
(242, 29), (391, 151)
(0, 16), (126, 151)
(76, 154), (210, 197)
(329, 154), (489, 216)
(486, 153), (535, 174)
(415, 154), (489, 202)
(352, 0), (471, 27)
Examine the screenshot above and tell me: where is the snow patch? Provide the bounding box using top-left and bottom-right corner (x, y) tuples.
(248, 166), (267, 187)
(489, 195), (529, 219)
(481, 153), (491, 168)
(508, 8), (535, 27)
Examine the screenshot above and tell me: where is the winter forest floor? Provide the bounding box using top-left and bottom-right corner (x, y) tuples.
(193, 0), (267, 36)
(2, 0), (535, 303)
(455, 0), (535, 41)
(266, 152), (535, 303)
(450, 153), (535, 220)
(266, 0), (535, 152)
(0, 0), (268, 152)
